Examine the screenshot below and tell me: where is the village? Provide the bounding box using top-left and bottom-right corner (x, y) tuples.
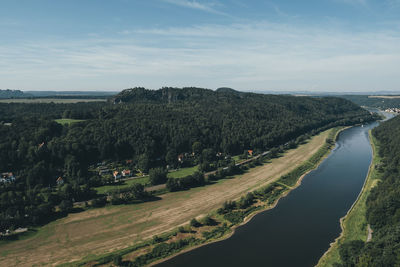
(384, 108), (400, 113)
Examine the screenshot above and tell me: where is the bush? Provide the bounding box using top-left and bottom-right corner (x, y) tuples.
(113, 255), (122, 266)
(202, 215), (216, 226)
(91, 196), (107, 207)
(190, 218), (201, 227)
(149, 167), (167, 185)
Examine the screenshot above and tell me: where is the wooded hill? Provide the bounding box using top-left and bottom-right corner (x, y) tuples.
(0, 87), (377, 232)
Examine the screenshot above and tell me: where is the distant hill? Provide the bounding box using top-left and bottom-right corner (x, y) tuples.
(339, 95), (400, 109)
(216, 87), (242, 95)
(0, 89), (32, 99)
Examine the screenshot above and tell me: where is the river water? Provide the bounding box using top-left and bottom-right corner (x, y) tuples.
(158, 115), (392, 267)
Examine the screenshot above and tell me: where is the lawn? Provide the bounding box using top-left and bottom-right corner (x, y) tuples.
(94, 177), (149, 194)
(55, 119), (86, 125)
(167, 166), (199, 178)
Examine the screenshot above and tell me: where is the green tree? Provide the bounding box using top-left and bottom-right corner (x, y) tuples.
(149, 167), (167, 185)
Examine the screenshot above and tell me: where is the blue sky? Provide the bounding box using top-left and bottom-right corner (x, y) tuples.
(1, 0), (400, 92)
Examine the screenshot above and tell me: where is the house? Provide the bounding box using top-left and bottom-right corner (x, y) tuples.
(113, 171), (122, 181)
(247, 150), (254, 156)
(125, 159), (133, 164)
(122, 169), (132, 177)
(1, 172), (15, 183)
(177, 154), (185, 162)
(56, 177), (64, 185)
(38, 142), (45, 149)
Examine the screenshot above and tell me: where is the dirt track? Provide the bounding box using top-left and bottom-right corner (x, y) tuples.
(0, 130), (331, 266)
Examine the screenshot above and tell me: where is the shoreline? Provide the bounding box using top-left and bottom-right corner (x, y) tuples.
(316, 128), (377, 266)
(149, 126), (347, 267)
(3, 126), (343, 267)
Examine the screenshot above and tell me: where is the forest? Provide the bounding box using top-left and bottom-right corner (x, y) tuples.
(336, 115), (400, 266)
(0, 87), (377, 233)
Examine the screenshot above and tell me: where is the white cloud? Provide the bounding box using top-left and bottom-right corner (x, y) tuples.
(1, 21), (400, 92)
(160, 0), (227, 15)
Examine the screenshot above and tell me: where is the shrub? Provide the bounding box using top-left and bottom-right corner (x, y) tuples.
(190, 218), (201, 227)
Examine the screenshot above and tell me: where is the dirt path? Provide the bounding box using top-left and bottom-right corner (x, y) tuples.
(367, 224), (373, 242)
(0, 130), (331, 267)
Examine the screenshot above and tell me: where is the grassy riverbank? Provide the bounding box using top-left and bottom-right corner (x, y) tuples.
(0, 127), (340, 267)
(64, 127), (343, 267)
(316, 131), (381, 267)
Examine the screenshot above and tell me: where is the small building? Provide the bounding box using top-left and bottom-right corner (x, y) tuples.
(247, 150), (254, 156)
(177, 154), (185, 162)
(38, 142), (45, 149)
(113, 171), (122, 181)
(1, 172), (15, 183)
(56, 177), (64, 185)
(122, 169), (132, 177)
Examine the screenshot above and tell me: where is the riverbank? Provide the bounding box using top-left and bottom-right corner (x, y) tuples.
(316, 131), (381, 267)
(0, 128), (338, 267)
(93, 127), (344, 267)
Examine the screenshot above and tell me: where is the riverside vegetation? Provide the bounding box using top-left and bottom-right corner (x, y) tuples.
(62, 127), (343, 266)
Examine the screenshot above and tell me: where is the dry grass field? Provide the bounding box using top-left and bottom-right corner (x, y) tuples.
(0, 98), (107, 103)
(0, 130), (332, 266)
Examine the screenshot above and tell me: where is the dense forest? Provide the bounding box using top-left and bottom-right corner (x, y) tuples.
(0, 87), (377, 233)
(336, 115), (400, 266)
(340, 95), (400, 109)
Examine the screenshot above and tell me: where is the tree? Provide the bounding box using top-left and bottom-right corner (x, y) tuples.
(192, 141), (202, 156)
(149, 167), (167, 185)
(190, 218), (201, 227)
(165, 149), (177, 168)
(138, 154), (150, 173)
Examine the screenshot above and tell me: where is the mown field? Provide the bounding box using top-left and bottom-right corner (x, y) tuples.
(0, 129), (332, 267)
(0, 98), (107, 103)
(55, 118), (86, 125)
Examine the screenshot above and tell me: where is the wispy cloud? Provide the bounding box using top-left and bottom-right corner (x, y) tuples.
(161, 0), (227, 15)
(1, 21), (400, 91)
(334, 0), (369, 7)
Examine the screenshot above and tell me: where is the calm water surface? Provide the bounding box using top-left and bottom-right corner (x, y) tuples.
(158, 122), (382, 267)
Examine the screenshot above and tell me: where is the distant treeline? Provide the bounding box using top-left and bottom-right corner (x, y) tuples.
(340, 95), (400, 109)
(0, 89), (32, 99)
(336, 115), (400, 266)
(0, 87), (378, 232)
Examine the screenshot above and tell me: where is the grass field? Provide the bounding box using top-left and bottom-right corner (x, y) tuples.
(55, 119), (86, 125)
(167, 166), (199, 178)
(317, 132), (381, 267)
(0, 129), (332, 267)
(0, 98), (107, 103)
(94, 177), (150, 194)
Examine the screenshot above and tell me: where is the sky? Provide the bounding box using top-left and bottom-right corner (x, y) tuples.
(1, 0), (400, 92)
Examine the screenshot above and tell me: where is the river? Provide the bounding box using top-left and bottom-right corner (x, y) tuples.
(158, 113), (394, 267)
